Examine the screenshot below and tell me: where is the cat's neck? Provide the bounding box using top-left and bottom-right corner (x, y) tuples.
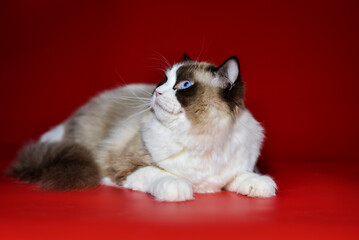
(141, 110), (240, 158)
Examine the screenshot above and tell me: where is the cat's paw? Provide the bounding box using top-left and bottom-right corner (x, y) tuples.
(150, 176), (194, 202)
(226, 173), (277, 198)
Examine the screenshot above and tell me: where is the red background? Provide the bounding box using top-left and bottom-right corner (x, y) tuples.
(1, 0), (359, 239)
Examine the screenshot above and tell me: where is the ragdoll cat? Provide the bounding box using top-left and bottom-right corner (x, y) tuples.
(9, 54), (277, 201)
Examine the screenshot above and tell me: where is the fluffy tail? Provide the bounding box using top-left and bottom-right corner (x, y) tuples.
(8, 141), (101, 191)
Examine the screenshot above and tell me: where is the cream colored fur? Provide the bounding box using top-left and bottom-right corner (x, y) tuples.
(40, 61), (277, 202)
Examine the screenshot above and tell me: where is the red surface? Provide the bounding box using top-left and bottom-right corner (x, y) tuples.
(1, 0), (359, 239)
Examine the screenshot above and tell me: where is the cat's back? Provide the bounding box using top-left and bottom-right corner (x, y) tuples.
(63, 84), (155, 149)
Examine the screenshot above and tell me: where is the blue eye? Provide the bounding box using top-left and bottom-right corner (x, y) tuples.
(179, 80), (192, 89)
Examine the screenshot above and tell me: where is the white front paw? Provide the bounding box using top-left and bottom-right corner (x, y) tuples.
(228, 174), (277, 198)
(122, 173), (146, 191)
(150, 176), (194, 202)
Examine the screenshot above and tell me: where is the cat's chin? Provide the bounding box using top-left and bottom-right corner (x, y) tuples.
(152, 101), (183, 116)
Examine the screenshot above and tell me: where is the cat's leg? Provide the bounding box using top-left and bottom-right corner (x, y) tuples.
(225, 171), (277, 198)
(123, 166), (194, 202)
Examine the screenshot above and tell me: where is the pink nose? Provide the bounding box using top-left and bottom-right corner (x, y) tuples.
(155, 91), (161, 97)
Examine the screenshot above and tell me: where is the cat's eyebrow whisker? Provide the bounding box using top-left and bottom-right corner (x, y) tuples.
(148, 60), (170, 70)
(149, 58), (170, 68)
(196, 36), (206, 61)
(150, 50), (171, 68)
(148, 66), (168, 73)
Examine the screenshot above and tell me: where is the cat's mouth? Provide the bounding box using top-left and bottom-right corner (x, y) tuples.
(153, 99), (183, 115)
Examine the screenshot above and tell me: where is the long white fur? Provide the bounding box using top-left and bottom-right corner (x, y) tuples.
(95, 114), (143, 172)
(123, 166), (193, 201)
(101, 177), (121, 188)
(40, 124), (65, 142)
(122, 65), (277, 201)
(40, 64), (277, 201)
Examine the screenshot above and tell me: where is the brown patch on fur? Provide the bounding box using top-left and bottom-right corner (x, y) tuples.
(64, 98), (121, 150)
(8, 141), (100, 191)
(221, 79), (245, 115)
(105, 133), (152, 185)
(175, 62), (242, 128)
(63, 85), (156, 151)
(60, 84), (155, 184)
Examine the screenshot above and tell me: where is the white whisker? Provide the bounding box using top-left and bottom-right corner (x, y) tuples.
(196, 36), (206, 61)
(123, 106), (152, 122)
(147, 65), (168, 73)
(135, 87), (154, 95)
(111, 98), (151, 106)
(112, 99), (151, 106)
(150, 50), (172, 68)
(113, 70), (152, 100)
(149, 58), (170, 69)
(111, 100), (149, 106)
(114, 69), (129, 86)
(113, 96), (151, 101)
(138, 90), (154, 96)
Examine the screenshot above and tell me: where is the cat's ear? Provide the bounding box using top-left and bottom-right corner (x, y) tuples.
(183, 53), (192, 62)
(215, 56), (240, 88)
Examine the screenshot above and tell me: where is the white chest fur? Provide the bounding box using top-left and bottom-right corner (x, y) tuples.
(141, 109), (264, 193)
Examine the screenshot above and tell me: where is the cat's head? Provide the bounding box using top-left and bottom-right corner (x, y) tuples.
(151, 54), (245, 132)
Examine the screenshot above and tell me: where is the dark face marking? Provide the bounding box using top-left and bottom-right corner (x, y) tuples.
(174, 62), (244, 115)
(211, 57), (245, 113)
(221, 78), (245, 113)
(175, 65), (195, 86)
(158, 58), (245, 128)
(176, 83), (200, 107)
(174, 65), (198, 107)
